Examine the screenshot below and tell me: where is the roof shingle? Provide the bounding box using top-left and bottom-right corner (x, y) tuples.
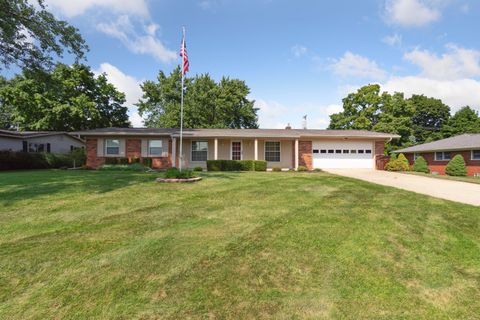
(394, 134), (480, 153)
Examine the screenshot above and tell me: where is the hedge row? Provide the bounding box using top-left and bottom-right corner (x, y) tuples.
(0, 149), (86, 171)
(206, 160), (267, 171)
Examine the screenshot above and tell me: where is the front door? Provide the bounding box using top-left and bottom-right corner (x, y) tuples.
(231, 141), (242, 160)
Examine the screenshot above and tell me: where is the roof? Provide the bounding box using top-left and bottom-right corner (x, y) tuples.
(0, 129), (85, 143)
(394, 133), (480, 153)
(74, 127), (400, 140)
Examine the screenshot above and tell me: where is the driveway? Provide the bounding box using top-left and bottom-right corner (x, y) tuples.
(326, 169), (480, 206)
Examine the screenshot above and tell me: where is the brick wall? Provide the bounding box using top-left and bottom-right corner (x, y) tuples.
(298, 141), (313, 170)
(86, 138), (104, 169)
(374, 141), (388, 170)
(126, 139), (141, 161)
(404, 151), (480, 176)
(151, 139), (172, 169)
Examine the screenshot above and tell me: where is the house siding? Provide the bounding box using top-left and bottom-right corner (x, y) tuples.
(405, 151), (480, 176)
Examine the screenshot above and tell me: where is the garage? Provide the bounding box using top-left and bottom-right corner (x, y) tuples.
(312, 140), (374, 169)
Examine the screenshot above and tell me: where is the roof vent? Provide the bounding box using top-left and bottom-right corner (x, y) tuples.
(285, 123), (292, 130)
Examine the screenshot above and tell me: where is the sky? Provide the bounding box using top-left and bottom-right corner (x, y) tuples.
(40, 0), (480, 129)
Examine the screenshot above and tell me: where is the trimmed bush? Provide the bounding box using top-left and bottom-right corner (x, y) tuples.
(70, 148), (86, 167)
(445, 154), (467, 176)
(164, 168), (196, 179)
(142, 158), (153, 168)
(104, 157), (129, 165)
(397, 153), (409, 169)
(0, 150), (88, 171)
(193, 166), (203, 172)
(98, 163), (147, 172)
(385, 158), (409, 171)
(206, 160), (267, 171)
(253, 160), (267, 171)
(413, 156), (430, 173)
(313, 168), (323, 172)
(297, 166), (307, 172)
(272, 166), (282, 172)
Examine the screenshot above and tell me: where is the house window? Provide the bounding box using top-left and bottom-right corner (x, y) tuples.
(358, 150), (365, 154)
(343, 150), (349, 154)
(320, 150), (327, 154)
(192, 141), (208, 161)
(313, 149), (319, 154)
(149, 140), (163, 156)
(350, 150), (357, 154)
(105, 139), (120, 155)
(435, 152), (451, 161)
(365, 150), (372, 154)
(28, 143), (46, 153)
(328, 149), (334, 154)
(335, 149), (342, 154)
(414, 153), (420, 160)
(472, 150), (480, 160)
(265, 141), (280, 162)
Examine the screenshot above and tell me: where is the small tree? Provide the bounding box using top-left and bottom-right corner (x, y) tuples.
(445, 155), (467, 176)
(397, 153), (409, 168)
(413, 156), (430, 173)
(385, 158), (410, 172)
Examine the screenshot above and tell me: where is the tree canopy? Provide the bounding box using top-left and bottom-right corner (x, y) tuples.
(137, 67), (259, 128)
(0, 63), (130, 130)
(0, 0), (88, 71)
(328, 84), (479, 150)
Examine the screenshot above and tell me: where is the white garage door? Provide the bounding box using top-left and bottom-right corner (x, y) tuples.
(312, 140), (374, 169)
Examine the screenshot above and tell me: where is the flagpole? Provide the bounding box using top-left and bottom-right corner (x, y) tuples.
(179, 26), (185, 171)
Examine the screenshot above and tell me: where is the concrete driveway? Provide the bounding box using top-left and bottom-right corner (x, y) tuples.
(326, 169), (480, 206)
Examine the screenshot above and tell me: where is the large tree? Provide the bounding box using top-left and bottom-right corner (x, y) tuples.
(408, 95), (450, 144)
(441, 106), (480, 138)
(138, 67), (258, 128)
(0, 0), (88, 71)
(0, 63), (130, 130)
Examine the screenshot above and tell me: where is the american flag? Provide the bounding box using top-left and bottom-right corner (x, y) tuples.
(180, 35), (189, 75)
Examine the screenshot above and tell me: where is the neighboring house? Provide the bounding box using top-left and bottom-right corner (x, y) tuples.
(75, 127), (399, 170)
(394, 133), (480, 176)
(0, 130), (85, 154)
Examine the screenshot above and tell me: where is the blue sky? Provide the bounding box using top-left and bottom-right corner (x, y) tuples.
(43, 0), (480, 128)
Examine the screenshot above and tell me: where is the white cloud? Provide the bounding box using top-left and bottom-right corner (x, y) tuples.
(291, 45), (308, 58)
(404, 44), (480, 80)
(384, 0), (441, 27)
(383, 76), (480, 112)
(45, 0), (149, 18)
(460, 3), (469, 13)
(95, 63), (144, 127)
(97, 16), (177, 63)
(325, 104), (343, 115)
(330, 52), (387, 80)
(255, 99), (290, 128)
(382, 33), (402, 47)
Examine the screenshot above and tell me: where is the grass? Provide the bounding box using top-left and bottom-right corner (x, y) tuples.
(405, 171), (480, 185)
(1, 170), (480, 319)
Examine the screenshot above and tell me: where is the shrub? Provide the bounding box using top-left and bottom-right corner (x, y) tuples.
(385, 158), (409, 171)
(130, 157), (141, 164)
(297, 166), (307, 172)
(98, 163), (146, 172)
(164, 168), (196, 179)
(413, 156), (430, 173)
(104, 157), (129, 165)
(70, 148), (86, 167)
(206, 160), (264, 171)
(193, 166), (203, 171)
(397, 153), (409, 169)
(445, 154), (467, 176)
(0, 151), (88, 171)
(272, 166), (282, 172)
(313, 168), (323, 172)
(44, 153), (73, 168)
(253, 160), (267, 171)
(142, 158), (153, 168)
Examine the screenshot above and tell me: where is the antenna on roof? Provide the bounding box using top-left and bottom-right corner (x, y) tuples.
(302, 115), (307, 130)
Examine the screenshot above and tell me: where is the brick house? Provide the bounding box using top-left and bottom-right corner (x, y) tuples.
(394, 133), (480, 176)
(76, 128), (399, 170)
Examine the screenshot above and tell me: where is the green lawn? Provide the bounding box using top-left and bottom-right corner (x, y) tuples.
(1, 170), (479, 319)
(404, 171), (480, 185)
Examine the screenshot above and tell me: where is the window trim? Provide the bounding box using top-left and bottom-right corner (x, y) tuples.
(434, 151), (452, 161)
(472, 150), (480, 161)
(191, 140), (209, 162)
(230, 140), (243, 160)
(264, 141), (281, 162)
(414, 153), (421, 161)
(148, 139), (164, 157)
(105, 139), (121, 156)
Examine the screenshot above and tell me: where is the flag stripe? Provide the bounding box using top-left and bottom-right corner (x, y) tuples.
(180, 38), (189, 75)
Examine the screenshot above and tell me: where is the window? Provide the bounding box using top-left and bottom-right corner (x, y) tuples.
(435, 152), (451, 161)
(472, 150), (480, 160)
(335, 149), (342, 154)
(265, 141), (280, 162)
(350, 150), (357, 154)
(414, 153), (420, 160)
(192, 141), (208, 161)
(105, 139), (120, 155)
(149, 140), (163, 156)
(313, 149), (319, 154)
(365, 149), (372, 154)
(328, 149), (334, 154)
(28, 143), (46, 153)
(358, 150), (365, 154)
(320, 150), (327, 154)
(343, 150), (349, 154)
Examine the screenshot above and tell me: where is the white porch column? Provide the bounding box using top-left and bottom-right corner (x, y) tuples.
(214, 138), (218, 160)
(254, 139), (258, 160)
(294, 139), (299, 169)
(172, 138), (177, 167)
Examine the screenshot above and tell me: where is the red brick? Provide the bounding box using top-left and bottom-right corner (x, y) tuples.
(404, 151), (480, 176)
(126, 139), (141, 161)
(86, 138), (104, 169)
(298, 141), (313, 170)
